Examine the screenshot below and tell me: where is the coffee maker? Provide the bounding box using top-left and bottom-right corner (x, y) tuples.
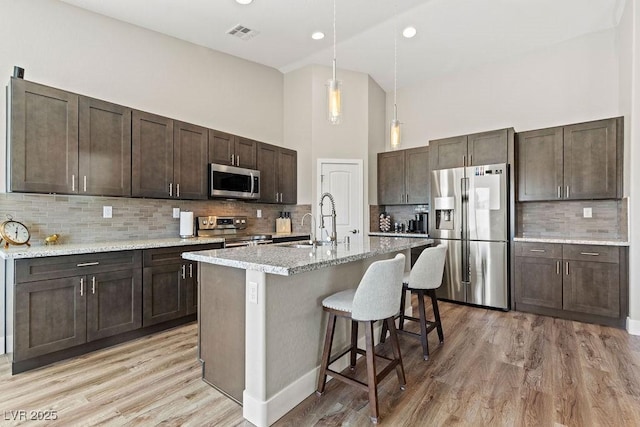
(415, 213), (428, 234)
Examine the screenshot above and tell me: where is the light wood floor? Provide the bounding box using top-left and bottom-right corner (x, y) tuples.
(1, 301), (639, 426)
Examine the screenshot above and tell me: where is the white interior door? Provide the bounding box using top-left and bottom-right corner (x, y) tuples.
(318, 159), (363, 241)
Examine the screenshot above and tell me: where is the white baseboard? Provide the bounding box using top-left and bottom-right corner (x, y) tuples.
(627, 317), (640, 336)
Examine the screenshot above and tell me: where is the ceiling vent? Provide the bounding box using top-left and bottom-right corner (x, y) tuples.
(226, 24), (259, 41)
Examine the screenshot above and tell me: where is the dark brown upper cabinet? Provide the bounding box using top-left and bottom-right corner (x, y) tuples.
(79, 97), (132, 196)
(9, 78), (79, 194)
(208, 130), (257, 169)
(516, 117), (622, 201)
(132, 112), (207, 200)
(256, 142), (297, 204)
(378, 146), (430, 205)
(430, 129), (509, 170)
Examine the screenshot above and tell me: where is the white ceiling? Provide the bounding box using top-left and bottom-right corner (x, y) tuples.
(59, 0), (625, 91)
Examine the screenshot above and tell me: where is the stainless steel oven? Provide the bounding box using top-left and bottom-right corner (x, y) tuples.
(209, 163), (260, 200)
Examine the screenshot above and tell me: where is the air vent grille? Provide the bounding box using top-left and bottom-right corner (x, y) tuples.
(226, 24), (259, 41)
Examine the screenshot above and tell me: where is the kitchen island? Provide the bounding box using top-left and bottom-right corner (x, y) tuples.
(182, 235), (432, 427)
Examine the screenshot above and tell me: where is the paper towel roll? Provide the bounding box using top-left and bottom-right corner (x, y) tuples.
(179, 211), (194, 238)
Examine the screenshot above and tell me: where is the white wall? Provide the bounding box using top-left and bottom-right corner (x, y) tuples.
(0, 0), (284, 192)
(367, 76), (386, 206)
(386, 29), (620, 149)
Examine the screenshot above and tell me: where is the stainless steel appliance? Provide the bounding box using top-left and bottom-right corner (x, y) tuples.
(431, 163), (509, 310)
(415, 213), (428, 234)
(209, 163), (260, 200)
(197, 216), (272, 247)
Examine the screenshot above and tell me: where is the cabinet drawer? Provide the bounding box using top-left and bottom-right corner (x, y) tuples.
(563, 244), (619, 263)
(16, 251), (142, 283)
(515, 242), (562, 259)
(143, 244), (222, 267)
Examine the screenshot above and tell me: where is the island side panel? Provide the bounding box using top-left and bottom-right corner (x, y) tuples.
(199, 263), (246, 403)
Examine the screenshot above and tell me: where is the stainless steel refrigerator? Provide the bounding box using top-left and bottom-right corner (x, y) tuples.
(431, 163), (509, 310)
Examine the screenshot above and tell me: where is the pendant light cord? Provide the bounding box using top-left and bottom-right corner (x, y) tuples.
(393, 0), (398, 118)
(333, 0), (337, 80)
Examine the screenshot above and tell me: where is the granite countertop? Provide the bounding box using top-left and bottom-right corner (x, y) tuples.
(0, 236), (226, 260)
(368, 232), (429, 238)
(514, 236), (629, 247)
(271, 232), (311, 239)
(182, 236), (433, 276)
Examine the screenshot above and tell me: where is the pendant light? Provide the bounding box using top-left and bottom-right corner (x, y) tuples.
(390, 6), (401, 149)
(327, 0), (342, 124)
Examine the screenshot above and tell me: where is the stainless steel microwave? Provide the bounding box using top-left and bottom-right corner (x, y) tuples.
(209, 163), (260, 200)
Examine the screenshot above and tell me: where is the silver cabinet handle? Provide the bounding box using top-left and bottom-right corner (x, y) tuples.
(463, 155), (466, 166)
(565, 261), (569, 275)
(83, 176), (87, 192)
(580, 252), (600, 256)
(406, 193), (409, 203)
(566, 186), (570, 198)
(181, 264), (186, 280)
(92, 276), (96, 294)
(176, 183), (180, 198)
(275, 192), (278, 202)
(529, 249), (546, 253)
(470, 154), (472, 166)
(237, 156), (240, 166)
(189, 263), (193, 278)
(80, 277), (84, 296)
(72, 174), (76, 192)
(558, 186), (561, 198)
(77, 261), (99, 267)
(169, 183), (173, 197)
(556, 261), (560, 275)
(231, 154), (235, 165)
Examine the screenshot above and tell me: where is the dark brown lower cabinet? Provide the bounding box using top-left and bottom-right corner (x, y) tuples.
(514, 242), (627, 327)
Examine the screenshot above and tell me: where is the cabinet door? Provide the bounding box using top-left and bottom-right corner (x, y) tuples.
(563, 260), (619, 317)
(174, 121), (208, 200)
(514, 256), (563, 309)
(142, 263), (187, 326)
(10, 78), (79, 194)
(14, 276), (86, 361)
(563, 118), (619, 200)
(132, 111), (174, 198)
(516, 127), (563, 201)
(256, 143), (278, 203)
(468, 129), (508, 166)
(79, 97), (131, 196)
(186, 262), (198, 315)
(86, 269), (142, 342)
(405, 147), (430, 204)
(377, 151), (405, 205)
(278, 148), (297, 204)
(236, 137), (257, 169)
(208, 130), (236, 166)
(429, 135), (467, 170)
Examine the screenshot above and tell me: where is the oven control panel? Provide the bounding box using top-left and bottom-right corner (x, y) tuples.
(197, 216), (247, 230)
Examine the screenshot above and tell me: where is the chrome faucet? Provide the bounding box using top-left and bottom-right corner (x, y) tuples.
(319, 192), (337, 246)
(301, 212), (317, 245)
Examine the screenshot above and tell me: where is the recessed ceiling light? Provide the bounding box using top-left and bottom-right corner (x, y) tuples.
(402, 26), (417, 38)
(236, 0), (253, 5)
(311, 31), (325, 40)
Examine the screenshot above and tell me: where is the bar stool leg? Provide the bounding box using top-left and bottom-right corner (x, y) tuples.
(386, 317), (406, 389)
(398, 284), (408, 331)
(429, 289), (444, 344)
(316, 312), (337, 395)
(364, 321), (379, 423)
(416, 290), (430, 360)
(350, 320), (358, 370)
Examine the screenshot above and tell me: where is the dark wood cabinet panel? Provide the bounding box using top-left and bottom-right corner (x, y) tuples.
(14, 276), (86, 361)
(405, 147), (430, 204)
(515, 256), (562, 309)
(429, 135), (467, 170)
(208, 130), (236, 166)
(256, 142), (297, 204)
(174, 121), (208, 200)
(377, 151), (404, 205)
(79, 97), (132, 197)
(468, 129), (508, 166)
(563, 118), (620, 200)
(132, 111), (174, 198)
(236, 137), (257, 169)
(86, 269), (142, 342)
(516, 127), (563, 201)
(563, 260), (620, 318)
(142, 264), (187, 327)
(186, 262), (198, 315)
(10, 78), (79, 194)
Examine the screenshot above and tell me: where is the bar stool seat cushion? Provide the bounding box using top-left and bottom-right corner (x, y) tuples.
(322, 289), (356, 313)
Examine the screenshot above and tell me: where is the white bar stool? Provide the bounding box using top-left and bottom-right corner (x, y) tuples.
(381, 243), (447, 360)
(316, 253), (406, 424)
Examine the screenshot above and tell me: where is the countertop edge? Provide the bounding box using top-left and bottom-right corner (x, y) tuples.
(368, 232), (429, 238)
(514, 237), (629, 247)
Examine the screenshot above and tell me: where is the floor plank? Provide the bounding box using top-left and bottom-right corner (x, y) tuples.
(1, 301), (639, 426)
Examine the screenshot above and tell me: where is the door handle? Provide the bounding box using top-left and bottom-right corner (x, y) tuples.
(565, 261), (569, 275)
(556, 261), (560, 275)
(72, 174), (75, 192)
(189, 263), (193, 278)
(275, 192), (278, 202)
(566, 186), (570, 198)
(169, 183), (173, 197)
(557, 186), (561, 199)
(92, 276), (96, 294)
(350, 229), (358, 234)
(231, 154), (235, 165)
(176, 183), (180, 198)
(237, 156), (240, 166)
(80, 277), (84, 296)
(83, 176), (87, 192)
(181, 264), (186, 280)
(529, 249), (546, 253)
(580, 252), (600, 256)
